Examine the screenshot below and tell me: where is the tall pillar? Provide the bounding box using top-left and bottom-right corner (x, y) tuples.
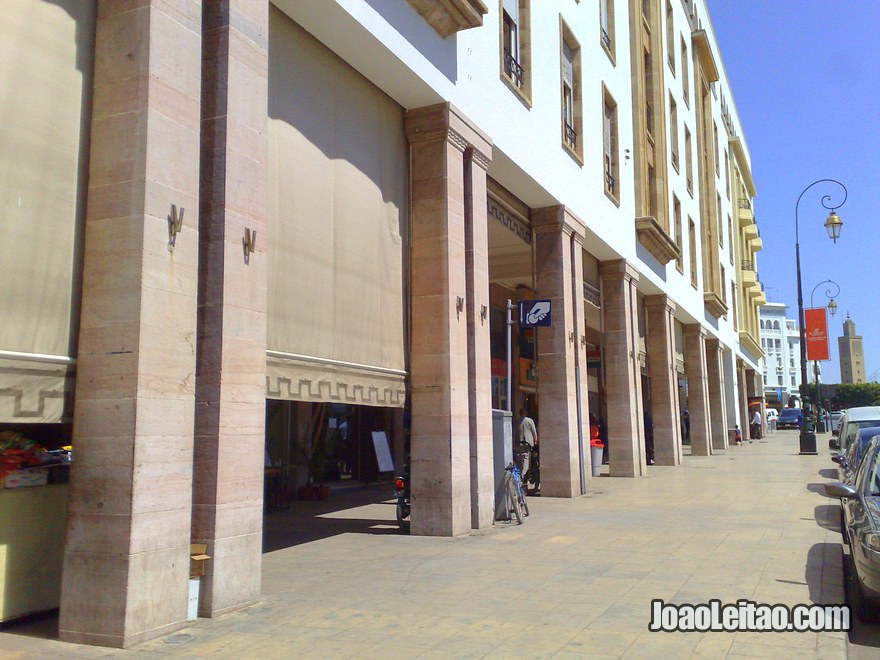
(405, 103), (491, 536)
(464, 141), (494, 528)
(644, 295), (682, 466)
(705, 338), (728, 450)
(683, 324), (712, 456)
(737, 359), (749, 435)
(600, 260), (645, 477)
(533, 206), (589, 497)
(191, 0), (268, 618)
(60, 0), (202, 647)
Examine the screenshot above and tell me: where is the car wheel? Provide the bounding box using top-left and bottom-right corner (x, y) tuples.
(848, 555), (880, 623)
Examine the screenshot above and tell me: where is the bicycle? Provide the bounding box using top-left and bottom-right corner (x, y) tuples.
(504, 461), (529, 524)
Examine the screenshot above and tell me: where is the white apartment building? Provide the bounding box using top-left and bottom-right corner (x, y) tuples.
(760, 303), (802, 407)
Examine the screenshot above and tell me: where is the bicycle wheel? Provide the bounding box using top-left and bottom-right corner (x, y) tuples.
(507, 476), (523, 524)
(519, 487), (529, 517)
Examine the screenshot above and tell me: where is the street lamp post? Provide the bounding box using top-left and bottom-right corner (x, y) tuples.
(809, 279), (840, 432)
(795, 180), (846, 455)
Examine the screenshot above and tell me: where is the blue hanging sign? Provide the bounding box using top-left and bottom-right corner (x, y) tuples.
(518, 299), (552, 327)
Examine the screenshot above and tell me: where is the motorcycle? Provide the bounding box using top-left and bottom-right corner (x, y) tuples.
(394, 473), (410, 531)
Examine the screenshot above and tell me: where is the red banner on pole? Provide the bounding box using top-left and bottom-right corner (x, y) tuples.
(805, 308), (829, 361)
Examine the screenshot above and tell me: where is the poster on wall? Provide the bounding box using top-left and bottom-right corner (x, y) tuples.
(371, 432), (394, 473)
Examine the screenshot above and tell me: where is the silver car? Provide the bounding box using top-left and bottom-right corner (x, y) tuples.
(826, 436), (880, 621)
(834, 406), (880, 454)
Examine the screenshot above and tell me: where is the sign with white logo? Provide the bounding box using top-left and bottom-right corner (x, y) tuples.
(518, 300), (552, 327)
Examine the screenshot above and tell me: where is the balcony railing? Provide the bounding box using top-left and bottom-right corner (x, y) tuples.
(741, 259), (754, 271)
(503, 50), (524, 87)
(605, 170), (615, 194)
(738, 197), (751, 210)
(564, 121), (577, 149)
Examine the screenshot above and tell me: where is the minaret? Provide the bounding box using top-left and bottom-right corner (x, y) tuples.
(838, 314), (866, 383)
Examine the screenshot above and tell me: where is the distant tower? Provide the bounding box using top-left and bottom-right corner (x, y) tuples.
(838, 314), (866, 384)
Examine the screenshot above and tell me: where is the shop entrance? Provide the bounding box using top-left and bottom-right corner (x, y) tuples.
(261, 400), (404, 550)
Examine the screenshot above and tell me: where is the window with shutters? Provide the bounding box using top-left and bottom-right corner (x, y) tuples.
(674, 195), (683, 273)
(669, 94), (679, 172)
(602, 86), (619, 202)
(681, 36), (689, 106)
(599, 0), (615, 62)
(559, 24), (582, 161)
(684, 125), (693, 196)
(666, 1), (675, 74)
(688, 217), (698, 288)
(500, 0), (531, 104)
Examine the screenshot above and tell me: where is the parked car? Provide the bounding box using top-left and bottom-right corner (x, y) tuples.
(766, 408), (779, 424)
(833, 426), (880, 483)
(776, 408), (803, 430)
(830, 410), (846, 433)
(826, 435), (880, 621)
(834, 406), (880, 454)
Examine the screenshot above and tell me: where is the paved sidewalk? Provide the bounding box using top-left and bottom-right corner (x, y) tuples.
(1, 431), (856, 658)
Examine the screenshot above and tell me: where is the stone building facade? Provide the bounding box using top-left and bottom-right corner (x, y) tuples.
(0, 0), (764, 647)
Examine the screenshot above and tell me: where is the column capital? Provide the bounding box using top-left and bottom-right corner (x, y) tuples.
(599, 258), (640, 284)
(644, 293), (677, 315)
(705, 336), (723, 353)
(405, 102), (492, 167)
(532, 205), (586, 241)
(682, 322), (707, 339)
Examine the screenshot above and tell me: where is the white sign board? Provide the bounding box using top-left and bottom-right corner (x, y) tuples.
(371, 431), (395, 473)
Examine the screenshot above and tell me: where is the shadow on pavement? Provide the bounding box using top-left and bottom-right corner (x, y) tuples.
(262, 483), (405, 553)
(818, 468), (838, 480)
(814, 504), (842, 532)
(806, 482), (834, 497)
(804, 542), (844, 605)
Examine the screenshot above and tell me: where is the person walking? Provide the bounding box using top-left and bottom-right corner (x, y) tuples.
(517, 408), (537, 485)
(750, 408), (761, 442)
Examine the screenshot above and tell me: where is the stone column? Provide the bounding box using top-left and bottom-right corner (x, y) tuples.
(644, 295), (682, 466)
(683, 324), (712, 456)
(464, 142), (494, 529)
(60, 0), (202, 648)
(737, 359), (749, 436)
(405, 103), (491, 536)
(600, 260), (645, 477)
(191, 0), (268, 618)
(705, 338), (728, 451)
(533, 206), (588, 497)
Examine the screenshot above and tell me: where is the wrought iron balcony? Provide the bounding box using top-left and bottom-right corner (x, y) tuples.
(605, 170), (615, 194)
(564, 121), (577, 149)
(503, 49), (524, 87)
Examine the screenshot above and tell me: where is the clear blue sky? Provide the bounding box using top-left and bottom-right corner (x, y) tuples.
(706, 0), (880, 385)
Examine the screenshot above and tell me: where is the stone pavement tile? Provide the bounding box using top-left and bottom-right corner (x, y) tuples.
(620, 630), (701, 658)
(560, 629), (639, 656)
(483, 643), (559, 659)
(536, 603), (610, 627)
(817, 632), (847, 658)
(728, 639), (820, 659)
(735, 630), (819, 649)
(551, 653), (618, 660)
(690, 632), (735, 657)
(160, 631), (286, 658)
(426, 635), (503, 656)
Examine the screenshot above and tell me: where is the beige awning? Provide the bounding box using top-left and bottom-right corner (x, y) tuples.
(0, 1), (94, 423)
(267, 9), (407, 408)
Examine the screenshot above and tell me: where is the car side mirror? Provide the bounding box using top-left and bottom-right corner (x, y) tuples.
(831, 454), (845, 466)
(825, 482), (857, 499)
(829, 437), (840, 450)
(832, 428), (840, 437)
